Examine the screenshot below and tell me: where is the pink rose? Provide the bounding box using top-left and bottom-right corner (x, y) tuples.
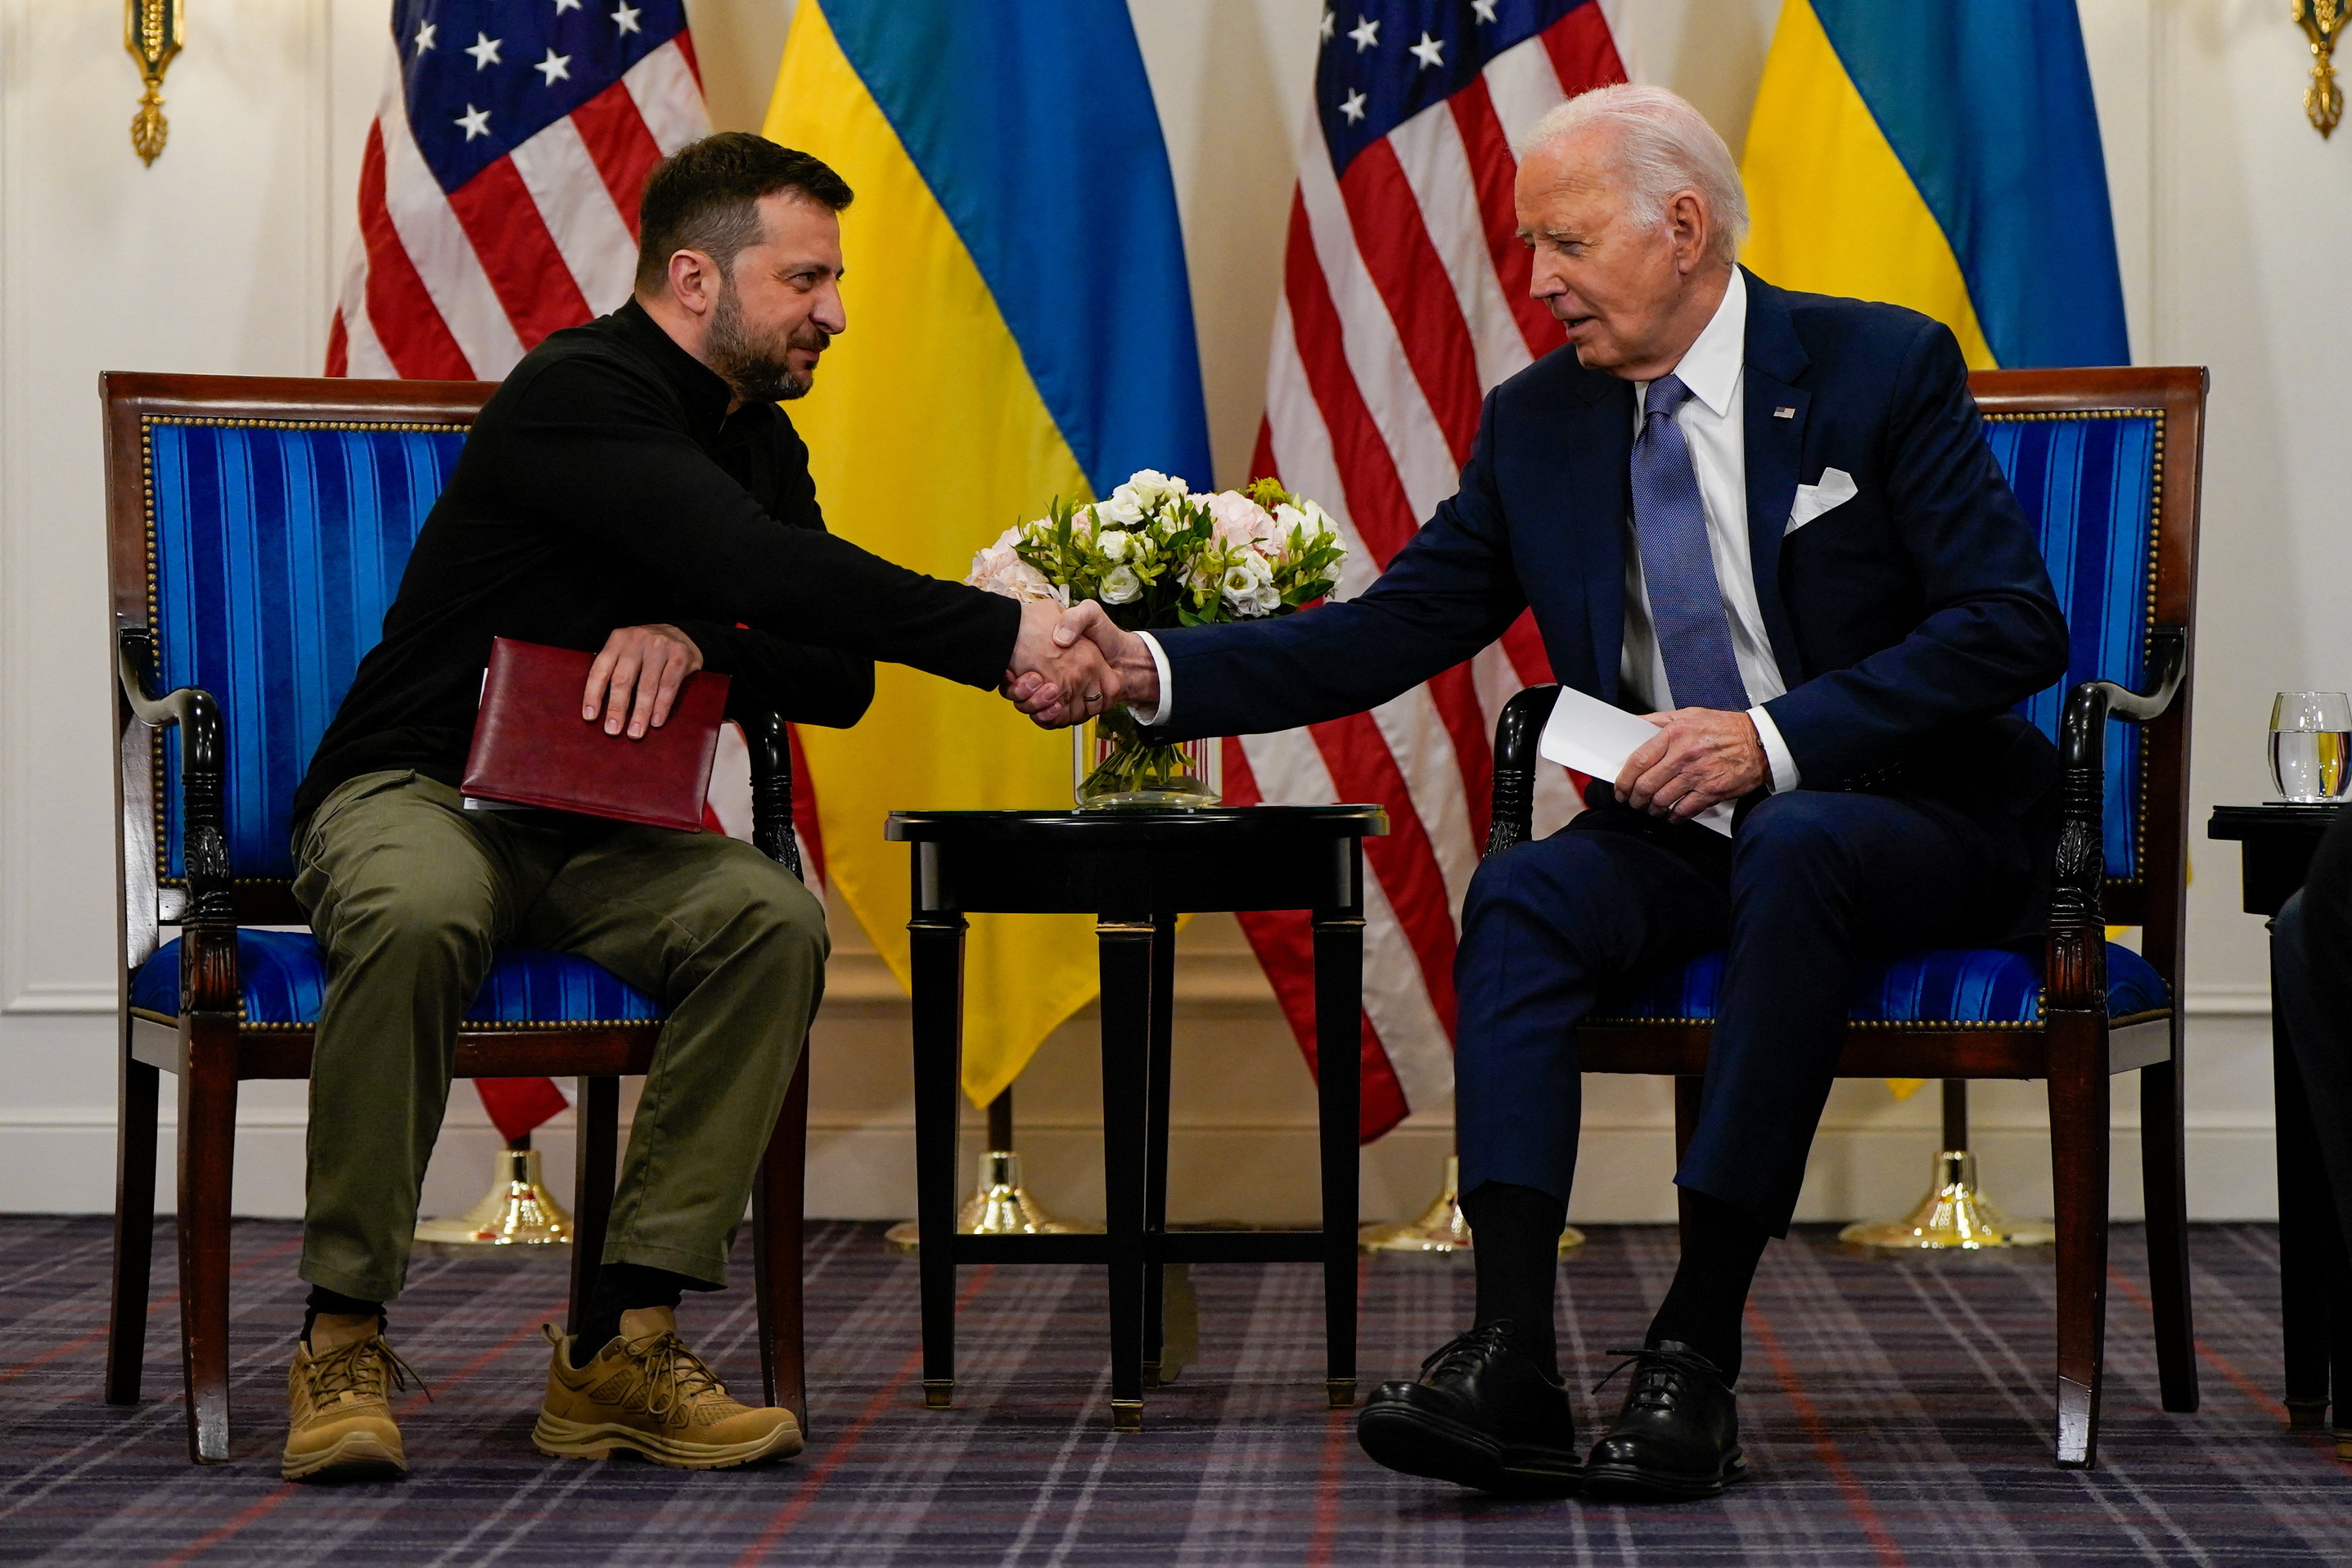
(1202, 489), (1278, 555)
(966, 527), (1062, 603)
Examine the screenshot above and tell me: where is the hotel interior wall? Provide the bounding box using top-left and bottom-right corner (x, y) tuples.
(0, 0), (2319, 1224)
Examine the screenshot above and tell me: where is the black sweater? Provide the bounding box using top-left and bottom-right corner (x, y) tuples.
(292, 298), (1020, 832)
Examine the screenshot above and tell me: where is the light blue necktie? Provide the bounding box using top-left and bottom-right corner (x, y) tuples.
(1631, 374), (1748, 712)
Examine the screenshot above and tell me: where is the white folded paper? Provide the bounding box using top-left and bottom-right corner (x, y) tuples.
(1785, 466), (1858, 536)
(1537, 683), (1736, 836)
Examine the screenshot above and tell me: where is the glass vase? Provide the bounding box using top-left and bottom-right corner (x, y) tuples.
(1073, 708), (1221, 809)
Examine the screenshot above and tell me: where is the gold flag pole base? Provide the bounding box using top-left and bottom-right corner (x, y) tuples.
(885, 1149), (1102, 1252)
(1359, 1155), (1586, 1255)
(415, 1144), (573, 1250)
(1838, 1149), (2055, 1250)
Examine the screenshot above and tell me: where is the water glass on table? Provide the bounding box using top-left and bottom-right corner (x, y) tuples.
(2270, 691), (2352, 803)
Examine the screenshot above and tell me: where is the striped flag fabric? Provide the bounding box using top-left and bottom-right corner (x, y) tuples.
(328, 0), (710, 380)
(764, 1), (1213, 1114)
(1231, 1), (1622, 1140)
(324, 2), (827, 1145)
(1741, 0), (2129, 372)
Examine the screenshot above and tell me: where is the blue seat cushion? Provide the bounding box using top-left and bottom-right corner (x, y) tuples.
(129, 928), (665, 1028)
(1593, 941), (2168, 1026)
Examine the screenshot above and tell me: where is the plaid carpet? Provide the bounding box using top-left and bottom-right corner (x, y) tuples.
(0, 1218), (2345, 1566)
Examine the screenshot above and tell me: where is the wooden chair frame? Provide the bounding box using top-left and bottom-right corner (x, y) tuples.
(1484, 367), (2207, 1468)
(97, 372), (811, 1464)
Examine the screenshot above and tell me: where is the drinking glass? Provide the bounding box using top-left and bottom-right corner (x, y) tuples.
(2269, 692), (2352, 803)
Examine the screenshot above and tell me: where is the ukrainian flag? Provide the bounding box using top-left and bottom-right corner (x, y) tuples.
(764, 2), (1212, 1107)
(1741, 0), (2129, 369)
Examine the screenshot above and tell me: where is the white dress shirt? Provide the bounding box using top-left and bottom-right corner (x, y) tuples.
(1134, 268), (1798, 791)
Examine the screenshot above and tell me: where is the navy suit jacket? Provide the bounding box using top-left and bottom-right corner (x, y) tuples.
(1154, 271), (2071, 826)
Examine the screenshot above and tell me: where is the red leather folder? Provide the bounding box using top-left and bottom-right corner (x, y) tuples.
(461, 637), (730, 832)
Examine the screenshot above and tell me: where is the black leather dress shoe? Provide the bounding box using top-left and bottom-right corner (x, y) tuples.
(1580, 1341), (1748, 1501)
(1355, 1321), (1581, 1495)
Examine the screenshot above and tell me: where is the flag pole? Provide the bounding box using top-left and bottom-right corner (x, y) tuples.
(415, 1132), (574, 1249)
(1839, 1079), (2053, 1250)
(886, 1084), (1096, 1251)
(1360, 1133), (1585, 1255)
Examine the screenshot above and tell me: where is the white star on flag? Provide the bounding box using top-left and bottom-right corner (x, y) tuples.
(1320, 9), (1335, 41)
(1349, 15), (1379, 52)
(455, 103), (491, 140)
(535, 49), (572, 85)
(412, 20), (436, 54)
(1339, 88), (1367, 124)
(1472, 0), (1498, 21)
(554, 0), (582, 10)
(1409, 31), (1444, 69)
(611, 3), (642, 34)
(465, 32), (502, 70)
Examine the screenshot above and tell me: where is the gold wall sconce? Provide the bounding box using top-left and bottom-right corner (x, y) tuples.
(125, 0), (184, 165)
(2295, 0), (2345, 137)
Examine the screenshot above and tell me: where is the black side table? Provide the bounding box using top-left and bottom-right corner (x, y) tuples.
(2206, 804), (2352, 1448)
(885, 805), (1388, 1431)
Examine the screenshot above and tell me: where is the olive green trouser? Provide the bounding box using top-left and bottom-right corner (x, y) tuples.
(291, 769), (827, 1303)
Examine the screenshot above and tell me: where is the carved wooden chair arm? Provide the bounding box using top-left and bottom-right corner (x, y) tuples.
(1485, 684), (1563, 861)
(739, 708), (804, 883)
(2044, 626), (2188, 1016)
(118, 622), (239, 1014)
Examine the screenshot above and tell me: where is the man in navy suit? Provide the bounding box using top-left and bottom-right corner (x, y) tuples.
(1043, 84), (2068, 1502)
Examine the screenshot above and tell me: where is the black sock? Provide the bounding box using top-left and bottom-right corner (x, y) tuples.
(1645, 1189), (1771, 1384)
(302, 1285), (385, 1348)
(572, 1263), (700, 1367)
(1460, 1180), (1566, 1379)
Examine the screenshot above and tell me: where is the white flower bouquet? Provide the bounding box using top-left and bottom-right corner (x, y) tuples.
(968, 468), (1348, 805)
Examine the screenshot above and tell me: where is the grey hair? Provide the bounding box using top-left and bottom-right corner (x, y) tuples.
(1515, 84), (1748, 264)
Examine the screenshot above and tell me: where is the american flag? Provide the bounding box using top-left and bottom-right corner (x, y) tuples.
(327, 0), (709, 380)
(1229, 1), (1622, 1139)
(325, 3), (823, 1146)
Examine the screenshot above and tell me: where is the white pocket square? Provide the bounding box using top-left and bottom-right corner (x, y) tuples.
(1786, 467), (1859, 535)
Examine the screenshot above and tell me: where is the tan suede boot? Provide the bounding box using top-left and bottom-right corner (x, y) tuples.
(281, 1331), (417, 1481)
(533, 1310), (802, 1469)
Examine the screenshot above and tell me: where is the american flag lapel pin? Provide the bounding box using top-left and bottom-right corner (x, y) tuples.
(1773, 405), (1797, 419)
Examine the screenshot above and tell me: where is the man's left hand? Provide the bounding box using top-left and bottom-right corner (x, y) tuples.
(1618, 707), (1766, 818)
(583, 624), (704, 738)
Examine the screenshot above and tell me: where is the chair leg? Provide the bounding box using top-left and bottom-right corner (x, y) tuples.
(566, 1075), (620, 1340)
(106, 1041), (161, 1407)
(753, 1051), (809, 1431)
(175, 1038), (238, 1463)
(2138, 1056), (2199, 1412)
(2048, 1018), (2111, 1468)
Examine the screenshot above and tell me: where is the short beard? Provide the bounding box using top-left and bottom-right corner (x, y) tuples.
(706, 277), (829, 403)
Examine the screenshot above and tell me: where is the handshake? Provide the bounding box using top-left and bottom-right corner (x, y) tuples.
(1002, 601), (1156, 729)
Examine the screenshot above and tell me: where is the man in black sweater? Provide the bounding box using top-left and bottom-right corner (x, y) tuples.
(281, 134), (1111, 1483)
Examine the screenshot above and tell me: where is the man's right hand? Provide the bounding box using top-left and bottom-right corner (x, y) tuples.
(583, 623), (704, 739)
(1003, 598), (1121, 728)
(1000, 600), (1160, 728)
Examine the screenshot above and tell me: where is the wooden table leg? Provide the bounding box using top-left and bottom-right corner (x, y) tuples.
(2273, 932), (2334, 1431)
(1313, 903), (1364, 1409)
(1142, 913), (1174, 1388)
(911, 904), (968, 1411)
(1098, 914), (1156, 1431)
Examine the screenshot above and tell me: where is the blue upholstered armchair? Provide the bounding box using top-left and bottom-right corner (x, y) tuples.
(99, 372), (813, 1464)
(1484, 366), (2209, 1469)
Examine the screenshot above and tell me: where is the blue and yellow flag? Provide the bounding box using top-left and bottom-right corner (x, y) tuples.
(764, 2), (1212, 1106)
(1741, 0), (2129, 369)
